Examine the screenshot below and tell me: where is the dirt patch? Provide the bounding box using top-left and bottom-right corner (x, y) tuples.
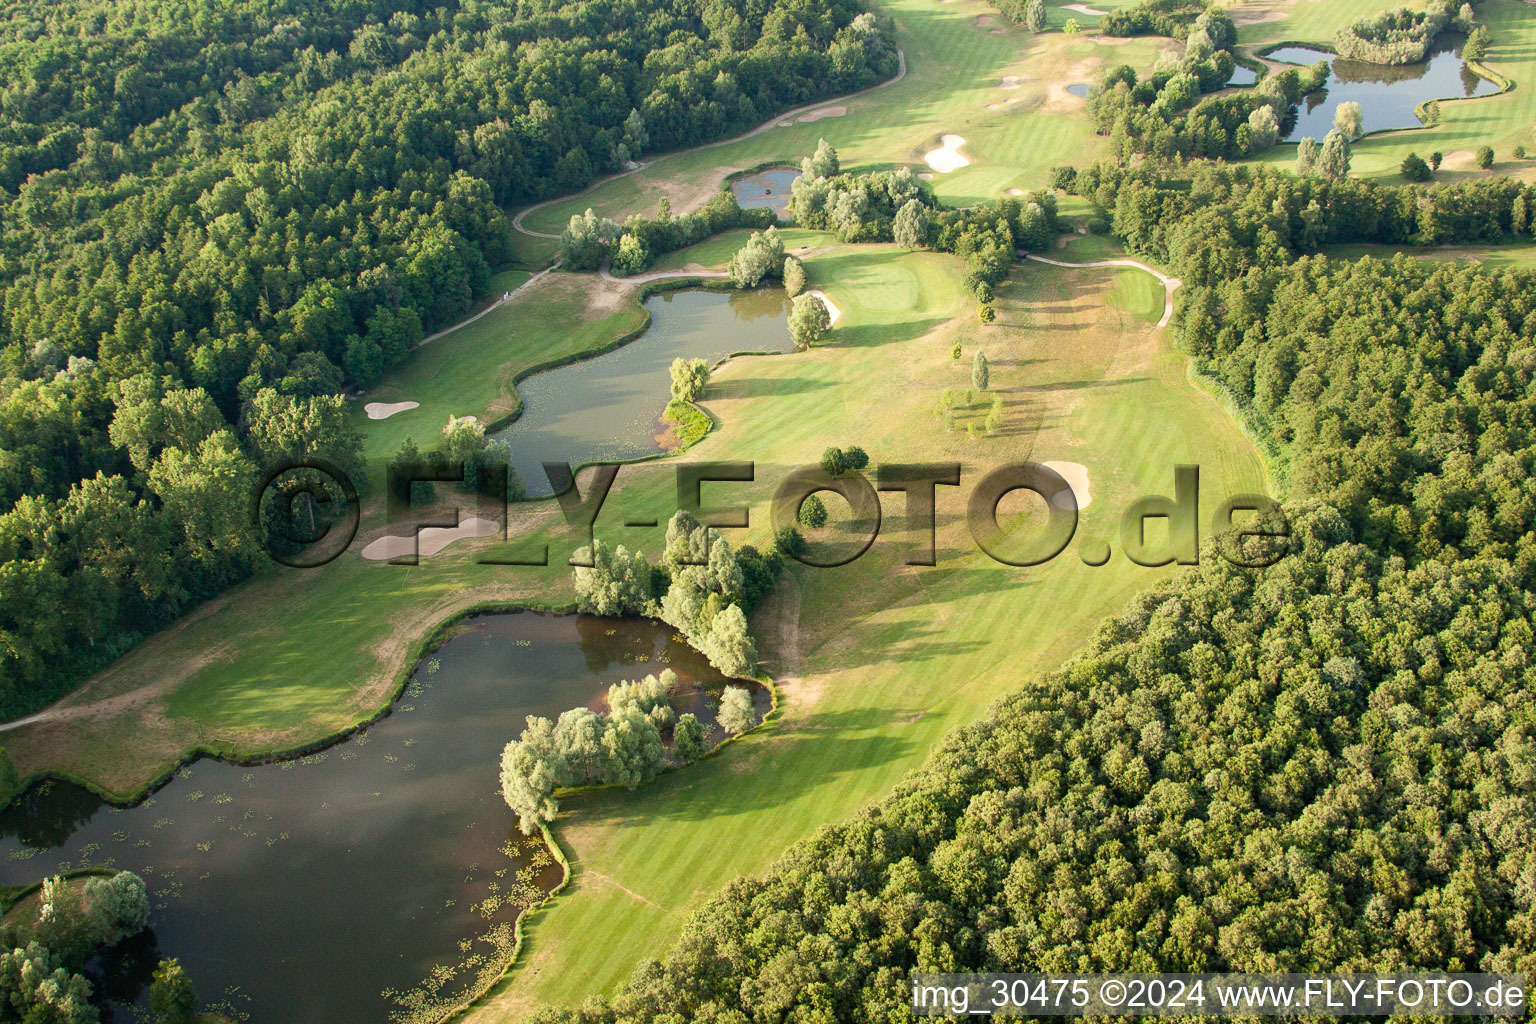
(799, 105), (846, 122)
(1005, 188), (1025, 196)
(1000, 75), (1021, 89)
(1234, 8), (1287, 24)
(1095, 35), (1133, 45)
(918, 172), (936, 180)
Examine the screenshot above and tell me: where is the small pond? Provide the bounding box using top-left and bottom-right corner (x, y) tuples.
(1228, 63), (1259, 87)
(729, 166), (798, 218)
(0, 612), (767, 1024)
(1066, 83), (1092, 98)
(494, 287), (791, 497)
(1269, 36), (1497, 141)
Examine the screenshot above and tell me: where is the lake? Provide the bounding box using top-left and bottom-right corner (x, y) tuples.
(0, 612), (765, 1024)
(1268, 36), (1497, 141)
(729, 167), (798, 218)
(494, 287), (791, 498)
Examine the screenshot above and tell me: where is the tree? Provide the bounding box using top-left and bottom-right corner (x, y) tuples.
(673, 713), (708, 762)
(700, 605), (757, 677)
(788, 293), (832, 350)
(611, 233), (651, 276)
(1430, 150), (1443, 169)
(951, 342), (962, 361)
(820, 447), (849, 477)
(1317, 129), (1352, 181)
(1022, 0), (1046, 32)
(1246, 105), (1280, 150)
(572, 539), (655, 616)
(718, 685), (756, 734)
(803, 138), (840, 180)
(782, 256), (806, 297)
(972, 349), (990, 391)
(1463, 24), (1490, 61)
(892, 199), (929, 249)
(1063, 17), (1080, 33)
(670, 357), (710, 402)
(83, 871), (149, 943)
(843, 446), (868, 471)
(560, 209), (621, 271)
(150, 958), (197, 1024)
(1296, 137), (1320, 176)
(798, 494), (828, 528)
(501, 716), (563, 833)
(1476, 145), (1494, 169)
(1333, 100), (1365, 142)
(1400, 152), (1432, 182)
(727, 227), (787, 287)
(978, 304), (995, 324)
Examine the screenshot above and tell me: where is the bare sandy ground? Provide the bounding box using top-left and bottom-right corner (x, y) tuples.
(361, 517), (501, 561)
(1041, 461), (1093, 510)
(924, 134), (970, 173)
(365, 401), (419, 419)
(799, 105), (846, 122)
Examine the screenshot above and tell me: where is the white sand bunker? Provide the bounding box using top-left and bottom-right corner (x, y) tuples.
(799, 106), (846, 123)
(1005, 187), (1025, 196)
(361, 517), (500, 561)
(365, 401), (419, 420)
(778, 121), (793, 127)
(1000, 75), (1022, 89)
(1041, 461), (1093, 511)
(803, 289), (842, 326)
(924, 135), (970, 173)
(1062, 2), (1107, 14)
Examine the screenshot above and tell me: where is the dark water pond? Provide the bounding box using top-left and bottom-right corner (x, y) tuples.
(729, 167), (798, 218)
(495, 288), (791, 498)
(0, 612), (765, 1024)
(1269, 37), (1497, 141)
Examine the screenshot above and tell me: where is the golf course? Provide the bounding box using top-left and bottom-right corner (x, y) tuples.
(4, 0), (1534, 1019)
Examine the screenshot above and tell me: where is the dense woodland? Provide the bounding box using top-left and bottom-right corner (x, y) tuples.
(530, 167), (1536, 1023)
(0, 0), (894, 715)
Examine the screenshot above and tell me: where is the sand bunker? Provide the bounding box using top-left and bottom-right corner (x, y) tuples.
(361, 517), (500, 561)
(976, 13), (994, 25)
(989, 28), (1002, 34)
(804, 289), (842, 326)
(1062, 2), (1107, 14)
(1443, 150), (1480, 170)
(918, 172), (936, 180)
(1005, 188), (1025, 196)
(1041, 461), (1093, 511)
(1235, 9), (1286, 23)
(1000, 75), (1022, 89)
(365, 401), (419, 420)
(799, 106), (846, 123)
(778, 121), (793, 128)
(924, 135), (970, 173)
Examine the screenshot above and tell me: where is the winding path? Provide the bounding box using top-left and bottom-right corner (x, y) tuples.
(1024, 254), (1182, 328)
(511, 47), (907, 241)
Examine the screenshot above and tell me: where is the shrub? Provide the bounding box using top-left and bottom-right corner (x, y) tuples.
(1400, 152), (1432, 182)
(1476, 145), (1495, 169)
(798, 494), (828, 528)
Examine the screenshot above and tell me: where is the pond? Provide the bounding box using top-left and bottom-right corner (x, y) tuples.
(729, 166), (798, 218)
(1066, 83), (1092, 98)
(1228, 63), (1259, 87)
(0, 612), (767, 1024)
(1268, 36), (1497, 141)
(494, 287), (791, 498)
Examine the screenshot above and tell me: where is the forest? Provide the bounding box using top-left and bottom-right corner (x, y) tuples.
(528, 167), (1536, 1024)
(0, 0), (895, 714)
